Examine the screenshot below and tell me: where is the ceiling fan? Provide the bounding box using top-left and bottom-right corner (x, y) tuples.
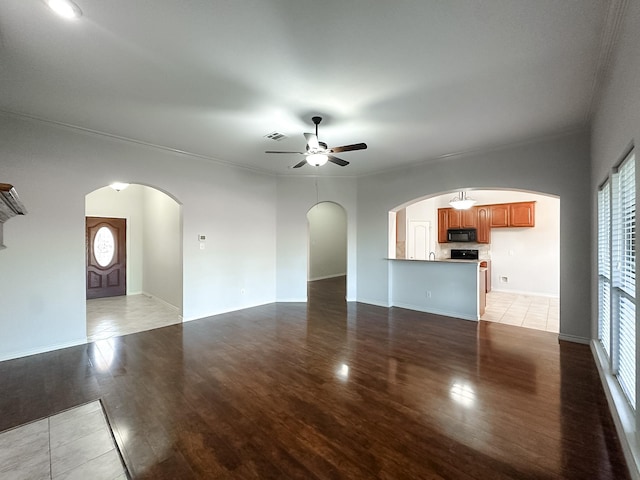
(265, 116), (367, 168)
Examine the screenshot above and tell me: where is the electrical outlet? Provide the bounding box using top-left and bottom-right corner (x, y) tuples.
(500, 276), (508, 283)
(240, 288), (245, 295)
(426, 291), (432, 298)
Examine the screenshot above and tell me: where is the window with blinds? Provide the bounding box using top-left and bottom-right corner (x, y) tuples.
(598, 181), (611, 356)
(607, 150), (636, 409)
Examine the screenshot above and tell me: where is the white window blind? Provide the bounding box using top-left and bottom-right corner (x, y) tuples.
(598, 181), (611, 356)
(612, 151), (636, 409)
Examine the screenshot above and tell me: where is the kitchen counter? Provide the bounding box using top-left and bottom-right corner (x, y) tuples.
(387, 257), (488, 264)
(387, 258), (482, 321)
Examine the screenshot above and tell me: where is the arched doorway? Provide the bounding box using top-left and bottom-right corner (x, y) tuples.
(307, 201), (347, 302)
(389, 188), (560, 333)
(85, 184), (183, 340)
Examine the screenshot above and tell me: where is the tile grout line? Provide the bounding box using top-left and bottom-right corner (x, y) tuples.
(48, 417), (52, 480)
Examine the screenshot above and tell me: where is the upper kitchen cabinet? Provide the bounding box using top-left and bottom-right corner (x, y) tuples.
(461, 209), (477, 228)
(447, 208), (461, 229)
(476, 206), (491, 243)
(490, 201), (536, 228)
(489, 204), (510, 227)
(510, 201), (536, 227)
(438, 208), (449, 243)
(437, 201), (535, 243)
(437, 206), (489, 244)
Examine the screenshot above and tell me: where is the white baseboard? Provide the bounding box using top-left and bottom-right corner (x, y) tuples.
(0, 338), (87, 362)
(182, 300), (274, 322)
(490, 288), (559, 298)
(356, 298), (391, 308)
(275, 297), (308, 303)
(140, 292), (180, 313)
(557, 333), (589, 344)
(391, 302), (478, 321)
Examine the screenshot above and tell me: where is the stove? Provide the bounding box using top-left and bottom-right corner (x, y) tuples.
(450, 249), (479, 260)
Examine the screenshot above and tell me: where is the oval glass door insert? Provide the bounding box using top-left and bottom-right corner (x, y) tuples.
(94, 226), (115, 267)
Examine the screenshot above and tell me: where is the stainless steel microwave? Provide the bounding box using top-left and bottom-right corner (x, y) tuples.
(447, 228), (477, 242)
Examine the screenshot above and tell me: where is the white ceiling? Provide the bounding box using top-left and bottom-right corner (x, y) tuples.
(0, 1), (613, 176)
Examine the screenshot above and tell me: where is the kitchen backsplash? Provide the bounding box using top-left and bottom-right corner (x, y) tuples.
(437, 243), (491, 260)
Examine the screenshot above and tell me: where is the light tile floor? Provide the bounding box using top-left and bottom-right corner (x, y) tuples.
(87, 294), (181, 341)
(481, 291), (559, 333)
(0, 401), (127, 480)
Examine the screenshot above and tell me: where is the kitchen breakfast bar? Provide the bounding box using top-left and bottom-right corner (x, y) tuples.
(387, 258), (487, 321)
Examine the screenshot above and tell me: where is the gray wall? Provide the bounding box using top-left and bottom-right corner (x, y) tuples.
(590, 1), (640, 474)
(142, 187), (182, 309)
(276, 175), (358, 301)
(0, 113), (277, 360)
(0, 114), (592, 361)
(357, 132), (591, 342)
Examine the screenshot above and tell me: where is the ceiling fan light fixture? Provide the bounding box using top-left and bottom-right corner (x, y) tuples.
(45, 0), (82, 19)
(306, 154), (328, 167)
(449, 191), (477, 210)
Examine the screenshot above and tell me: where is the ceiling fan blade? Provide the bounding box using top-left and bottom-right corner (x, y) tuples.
(292, 159), (308, 168)
(265, 151), (304, 154)
(329, 143), (367, 154)
(304, 133), (320, 150)
(328, 155), (349, 167)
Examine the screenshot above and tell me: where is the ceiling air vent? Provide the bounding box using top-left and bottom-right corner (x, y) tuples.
(264, 131), (286, 141)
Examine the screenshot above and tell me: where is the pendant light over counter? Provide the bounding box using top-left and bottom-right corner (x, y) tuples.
(449, 191), (477, 210)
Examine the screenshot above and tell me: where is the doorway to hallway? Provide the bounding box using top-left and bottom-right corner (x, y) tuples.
(85, 184), (183, 340)
(307, 201), (347, 303)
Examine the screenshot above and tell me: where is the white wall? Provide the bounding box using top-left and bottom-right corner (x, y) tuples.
(85, 185), (145, 294)
(307, 202), (347, 281)
(357, 132), (591, 342)
(0, 113), (277, 360)
(142, 187), (182, 309)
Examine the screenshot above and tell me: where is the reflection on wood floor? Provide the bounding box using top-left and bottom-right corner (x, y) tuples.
(0, 275), (630, 479)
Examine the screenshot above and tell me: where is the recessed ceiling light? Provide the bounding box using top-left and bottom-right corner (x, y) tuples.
(44, 0), (82, 20)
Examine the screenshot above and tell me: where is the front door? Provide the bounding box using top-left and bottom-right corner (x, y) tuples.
(86, 217), (126, 299)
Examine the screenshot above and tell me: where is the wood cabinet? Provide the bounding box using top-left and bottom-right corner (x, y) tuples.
(461, 209), (477, 228)
(437, 201), (534, 243)
(479, 268), (487, 316)
(510, 201), (536, 227)
(489, 201), (535, 228)
(438, 206), (488, 243)
(437, 208), (449, 243)
(489, 204), (510, 227)
(476, 206), (491, 244)
(447, 209), (461, 229)
(480, 260), (491, 292)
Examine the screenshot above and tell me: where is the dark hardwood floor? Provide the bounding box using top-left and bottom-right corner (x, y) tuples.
(0, 275), (630, 479)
